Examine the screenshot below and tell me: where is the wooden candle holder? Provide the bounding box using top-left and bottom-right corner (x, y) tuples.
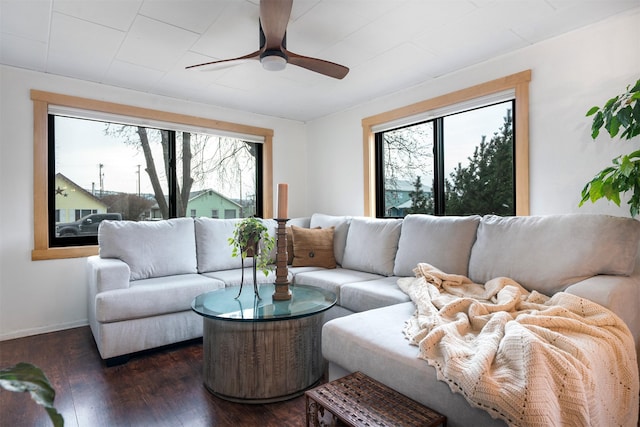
(272, 218), (291, 301)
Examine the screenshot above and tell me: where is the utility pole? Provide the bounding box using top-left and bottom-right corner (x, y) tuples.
(136, 164), (141, 197)
(99, 163), (104, 197)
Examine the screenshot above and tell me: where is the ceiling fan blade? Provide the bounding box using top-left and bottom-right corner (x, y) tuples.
(185, 50), (262, 70)
(286, 51), (349, 79)
(260, 0), (293, 50)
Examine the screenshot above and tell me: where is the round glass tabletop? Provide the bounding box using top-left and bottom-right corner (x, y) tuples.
(191, 284), (336, 322)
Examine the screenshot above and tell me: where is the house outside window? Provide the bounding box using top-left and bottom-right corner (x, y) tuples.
(49, 114), (263, 247)
(376, 101), (515, 217)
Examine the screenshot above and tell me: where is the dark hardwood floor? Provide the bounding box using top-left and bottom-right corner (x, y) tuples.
(0, 326), (310, 426)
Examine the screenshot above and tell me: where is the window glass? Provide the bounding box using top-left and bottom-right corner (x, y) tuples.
(443, 102), (514, 215)
(376, 100), (514, 217)
(380, 122), (434, 217)
(50, 115), (260, 246)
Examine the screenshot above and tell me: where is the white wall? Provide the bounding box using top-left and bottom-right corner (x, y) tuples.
(0, 66), (307, 340)
(306, 9), (640, 217)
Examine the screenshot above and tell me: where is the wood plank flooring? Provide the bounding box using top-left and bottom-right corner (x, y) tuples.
(0, 326), (310, 426)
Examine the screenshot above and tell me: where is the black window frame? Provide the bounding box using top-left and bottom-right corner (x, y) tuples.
(47, 114), (264, 248)
(375, 100), (516, 218)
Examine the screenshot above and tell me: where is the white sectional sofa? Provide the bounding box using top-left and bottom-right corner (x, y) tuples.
(87, 212), (640, 425)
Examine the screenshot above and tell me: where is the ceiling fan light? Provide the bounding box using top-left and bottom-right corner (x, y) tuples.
(261, 54), (287, 71)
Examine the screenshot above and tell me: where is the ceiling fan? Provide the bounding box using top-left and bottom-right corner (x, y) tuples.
(186, 0), (349, 79)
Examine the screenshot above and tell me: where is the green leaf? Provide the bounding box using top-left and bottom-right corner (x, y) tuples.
(607, 115), (621, 137)
(603, 95), (619, 110)
(586, 106), (600, 116)
(0, 363), (64, 427)
(616, 106), (632, 127)
(620, 156), (634, 177)
(591, 111), (604, 139)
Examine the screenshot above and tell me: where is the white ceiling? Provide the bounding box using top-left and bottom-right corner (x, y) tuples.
(1, 0), (638, 122)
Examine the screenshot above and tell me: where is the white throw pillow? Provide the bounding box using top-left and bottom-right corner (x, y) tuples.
(394, 214), (481, 277)
(99, 218), (197, 280)
(195, 217), (277, 273)
(341, 217), (402, 276)
(194, 218), (243, 272)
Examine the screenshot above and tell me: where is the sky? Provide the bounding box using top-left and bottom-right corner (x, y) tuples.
(443, 101), (511, 178)
(55, 117), (158, 195)
(54, 116), (256, 200)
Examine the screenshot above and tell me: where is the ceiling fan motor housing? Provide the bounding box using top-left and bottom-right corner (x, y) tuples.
(260, 50), (288, 71)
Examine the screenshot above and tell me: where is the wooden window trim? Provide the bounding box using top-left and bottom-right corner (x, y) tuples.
(361, 70), (531, 217)
(31, 90), (274, 260)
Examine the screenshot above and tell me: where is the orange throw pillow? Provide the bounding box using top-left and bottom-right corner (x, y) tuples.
(291, 225), (336, 269)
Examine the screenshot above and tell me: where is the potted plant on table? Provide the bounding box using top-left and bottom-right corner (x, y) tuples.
(228, 217), (275, 299)
(580, 78), (640, 217)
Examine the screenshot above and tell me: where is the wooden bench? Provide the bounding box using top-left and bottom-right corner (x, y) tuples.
(305, 371), (446, 427)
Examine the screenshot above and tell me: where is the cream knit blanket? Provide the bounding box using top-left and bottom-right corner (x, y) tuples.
(398, 263), (639, 427)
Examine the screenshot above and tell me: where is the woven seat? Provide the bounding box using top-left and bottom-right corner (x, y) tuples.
(305, 372), (446, 427)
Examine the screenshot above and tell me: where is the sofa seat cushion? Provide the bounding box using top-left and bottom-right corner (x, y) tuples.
(95, 274), (224, 323)
(469, 214), (640, 294)
(293, 268), (383, 305)
(288, 265), (326, 275)
(99, 217), (197, 280)
(340, 276), (410, 313)
(201, 267), (284, 286)
(322, 302), (500, 427)
(342, 217), (403, 276)
(394, 214), (480, 277)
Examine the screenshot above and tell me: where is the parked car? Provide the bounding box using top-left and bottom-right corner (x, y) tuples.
(56, 213), (122, 237)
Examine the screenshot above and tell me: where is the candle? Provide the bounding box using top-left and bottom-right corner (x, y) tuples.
(277, 183), (288, 219)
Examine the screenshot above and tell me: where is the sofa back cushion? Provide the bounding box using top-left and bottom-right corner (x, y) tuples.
(394, 214), (481, 277)
(99, 217), (197, 281)
(310, 213), (351, 265)
(468, 214), (640, 295)
(342, 217), (403, 276)
(195, 217), (243, 272)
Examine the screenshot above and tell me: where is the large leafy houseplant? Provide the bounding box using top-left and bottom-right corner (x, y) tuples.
(228, 217), (275, 298)
(0, 363), (64, 426)
(580, 79), (640, 217)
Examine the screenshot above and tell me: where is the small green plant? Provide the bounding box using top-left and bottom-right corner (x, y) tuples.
(228, 217), (275, 277)
(580, 79), (640, 217)
(0, 363), (64, 426)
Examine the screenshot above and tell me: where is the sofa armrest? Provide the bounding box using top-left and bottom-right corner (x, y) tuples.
(565, 273), (640, 353)
(87, 255), (131, 294)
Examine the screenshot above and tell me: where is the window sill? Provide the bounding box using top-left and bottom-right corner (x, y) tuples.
(32, 246), (98, 261)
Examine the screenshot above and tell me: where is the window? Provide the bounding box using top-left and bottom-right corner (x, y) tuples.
(32, 90), (274, 260)
(363, 71), (531, 217)
(377, 101), (515, 217)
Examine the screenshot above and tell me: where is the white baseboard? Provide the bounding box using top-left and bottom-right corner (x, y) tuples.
(0, 319), (89, 342)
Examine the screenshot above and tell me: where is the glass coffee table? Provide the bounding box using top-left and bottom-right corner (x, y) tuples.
(191, 283), (336, 403)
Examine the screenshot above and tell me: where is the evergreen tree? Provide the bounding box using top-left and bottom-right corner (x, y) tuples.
(406, 176), (430, 214)
(445, 112), (514, 215)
